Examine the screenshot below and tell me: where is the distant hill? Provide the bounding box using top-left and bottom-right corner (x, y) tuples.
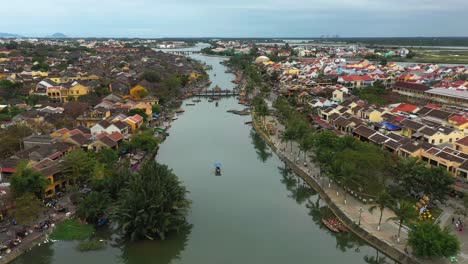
(0, 32), (22, 38)
(47, 32), (68, 38)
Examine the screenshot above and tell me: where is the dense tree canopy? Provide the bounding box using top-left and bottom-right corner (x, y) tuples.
(113, 161), (191, 241)
(10, 162), (48, 198)
(408, 221), (460, 258)
(13, 193), (44, 225)
(394, 158), (454, 202)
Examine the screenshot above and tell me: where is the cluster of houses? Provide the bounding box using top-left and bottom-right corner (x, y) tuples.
(255, 56), (468, 107)
(252, 54), (468, 194)
(0, 39), (204, 104)
(316, 97), (468, 193)
(0, 39), (207, 200)
(0, 92), (148, 198)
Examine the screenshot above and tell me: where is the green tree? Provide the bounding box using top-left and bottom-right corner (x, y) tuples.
(163, 75), (181, 91)
(128, 108), (148, 122)
(282, 127), (296, 152)
(395, 158), (454, 202)
(254, 99), (269, 127)
(12, 193), (44, 225)
(77, 191), (111, 224)
(10, 162), (48, 198)
(126, 130), (158, 151)
(152, 104), (161, 115)
(113, 161), (191, 241)
(388, 200), (418, 242)
(95, 148), (118, 168)
(140, 70), (161, 83)
(408, 221), (460, 258)
(299, 132), (314, 161)
(369, 190), (393, 231)
(61, 149), (96, 185)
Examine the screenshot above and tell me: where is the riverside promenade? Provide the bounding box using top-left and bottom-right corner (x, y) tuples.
(252, 114), (465, 264)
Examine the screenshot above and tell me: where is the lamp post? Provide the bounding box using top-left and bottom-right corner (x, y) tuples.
(358, 207), (364, 226)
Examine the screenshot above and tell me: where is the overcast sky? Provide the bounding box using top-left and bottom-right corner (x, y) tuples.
(3, 0), (468, 38)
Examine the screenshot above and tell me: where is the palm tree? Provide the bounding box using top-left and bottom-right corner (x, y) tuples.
(388, 200), (418, 243)
(113, 161), (191, 241)
(369, 190), (393, 231)
(281, 127), (296, 152)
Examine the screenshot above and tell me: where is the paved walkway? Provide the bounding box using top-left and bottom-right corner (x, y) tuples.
(260, 115), (467, 264)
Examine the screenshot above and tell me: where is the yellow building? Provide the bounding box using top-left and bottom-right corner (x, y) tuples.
(68, 83), (90, 100)
(49, 75), (100, 84)
(448, 116), (468, 131)
(454, 137), (468, 153)
(32, 159), (66, 198)
(124, 114), (144, 133)
(287, 69), (300, 75)
(419, 127), (464, 145)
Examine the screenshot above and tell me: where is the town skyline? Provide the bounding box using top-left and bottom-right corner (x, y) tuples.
(3, 0), (468, 38)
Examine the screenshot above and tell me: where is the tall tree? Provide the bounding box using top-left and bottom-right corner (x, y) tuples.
(61, 149), (96, 185)
(10, 162), (47, 198)
(369, 190), (393, 231)
(77, 191), (110, 224)
(113, 161), (191, 241)
(388, 200), (418, 242)
(13, 193), (44, 225)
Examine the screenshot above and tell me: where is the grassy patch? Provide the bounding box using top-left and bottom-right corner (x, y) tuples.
(50, 219), (95, 240)
(78, 239), (106, 252)
(353, 86), (388, 105)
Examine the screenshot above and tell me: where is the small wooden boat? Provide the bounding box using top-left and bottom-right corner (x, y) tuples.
(175, 108), (185, 113)
(215, 102), (219, 107)
(244, 121), (252, 125)
(192, 99), (201, 103)
(322, 219), (340, 233)
(172, 113), (178, 120)
(186, 103), (195, 106)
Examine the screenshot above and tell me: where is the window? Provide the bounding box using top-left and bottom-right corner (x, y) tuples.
(431, 139), (435, 144)
(439, 139), (443, 143)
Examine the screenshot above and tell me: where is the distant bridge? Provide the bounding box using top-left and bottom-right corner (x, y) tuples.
(194, 89), (239, 97)
(164, 50), (200, 55)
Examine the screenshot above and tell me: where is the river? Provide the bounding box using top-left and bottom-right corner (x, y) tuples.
(13, 43), (394, 264)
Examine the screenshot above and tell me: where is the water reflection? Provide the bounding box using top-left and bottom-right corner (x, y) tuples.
(364, 248), (396, 264)
(118, 225), (191, 264)
(278, 163), (396, 263)
(250, 130), (272, 162)
(13, 242), (54, 264)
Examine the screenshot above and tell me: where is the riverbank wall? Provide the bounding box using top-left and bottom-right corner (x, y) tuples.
(251, 115), (420, 264)
(1, 228), (51, 264)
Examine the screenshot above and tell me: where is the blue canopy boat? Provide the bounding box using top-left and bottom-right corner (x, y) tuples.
(214, 162), (222, 175)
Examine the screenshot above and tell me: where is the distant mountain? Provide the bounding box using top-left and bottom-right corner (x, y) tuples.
(47, 32), (68, 38)
(0, 32), (22, 38)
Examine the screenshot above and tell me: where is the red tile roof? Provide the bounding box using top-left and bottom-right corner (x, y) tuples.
(108, 132), (124, 142)
(340, 75), (374, 82)
(392, 103), (418, 113)
(450, 116), (468, 126)
(425, 104), (442, 109)
(456, 136), (468, 147)
(393, 82), (430, 92)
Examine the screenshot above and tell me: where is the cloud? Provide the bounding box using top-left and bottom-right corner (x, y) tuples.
(2, 0), (467, 37)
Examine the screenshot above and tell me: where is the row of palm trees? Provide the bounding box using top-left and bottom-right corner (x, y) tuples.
(370, 191), (418, 242)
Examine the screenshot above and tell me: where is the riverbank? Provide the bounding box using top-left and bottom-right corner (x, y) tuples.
(251, 113), (422, 264)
